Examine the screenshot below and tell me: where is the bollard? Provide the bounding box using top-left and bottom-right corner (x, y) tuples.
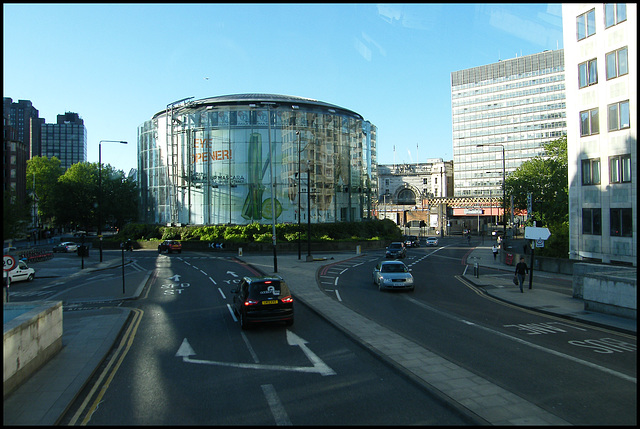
(238, 247), (243, 257)
(356, 245), (361, 255)
(474, 262), (479, 278)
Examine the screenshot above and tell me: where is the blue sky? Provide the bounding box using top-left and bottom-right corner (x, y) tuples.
(3, 3), (564, 174)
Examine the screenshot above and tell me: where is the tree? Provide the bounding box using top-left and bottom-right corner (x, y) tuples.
(51, 162), (99, 230)
(3, 189), (31, 239)
(26, 156), (64, 226)
(101, 166), (139, 230)
(506, 136), (568, 257)
(47, 162), (139, 231)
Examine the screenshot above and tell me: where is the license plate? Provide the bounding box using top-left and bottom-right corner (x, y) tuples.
(262, 300), (278, 305)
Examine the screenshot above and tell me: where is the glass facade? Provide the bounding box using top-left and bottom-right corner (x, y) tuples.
(451, 50), (566, 198)
(138, 94), (377, 226)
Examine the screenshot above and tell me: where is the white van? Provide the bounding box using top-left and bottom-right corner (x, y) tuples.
(6, 260), (36, 285)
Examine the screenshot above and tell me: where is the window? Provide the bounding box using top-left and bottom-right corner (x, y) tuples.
(582, 208), (601, 235)
(580, 108), (599, 136)
(610, 208), (632, 237)
(609, 155), (631, 183)
(608, 100), (630, 131)
(605, 3), (627, 28)
(577, 9), (596, 40)
(606, 47), (628, 80)
(581, 158), (600, 185)
(578, 59), (598, 88)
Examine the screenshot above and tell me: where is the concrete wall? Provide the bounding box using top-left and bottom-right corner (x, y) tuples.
(572, 263), (637, 320)
(3, 301), (63, 398)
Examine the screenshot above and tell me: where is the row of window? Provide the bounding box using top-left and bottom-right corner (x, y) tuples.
(580, 100), (630, 136)
(582, 207), (632, 237)
(576, 4), (626, 41)
(581, 154), (632, 185)
(578, 46), (628, 88)
(452, 74), (564, 100)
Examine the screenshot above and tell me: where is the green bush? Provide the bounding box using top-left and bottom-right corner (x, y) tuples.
(114, 219), (399, 244)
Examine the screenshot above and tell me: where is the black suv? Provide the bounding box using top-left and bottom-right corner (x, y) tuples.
(385, 242), (407, 259)
(231, 276), (294, 329)
(403, 235), (419, 248)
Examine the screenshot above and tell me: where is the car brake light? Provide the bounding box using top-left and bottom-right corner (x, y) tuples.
(281, 295), (293, 303)
(244, 299), (259, 306)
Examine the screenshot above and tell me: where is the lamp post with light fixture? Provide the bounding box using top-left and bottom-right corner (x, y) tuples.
(99, 140), (128, 262)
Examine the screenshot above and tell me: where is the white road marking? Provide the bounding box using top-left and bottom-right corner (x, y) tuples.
(404, 296), (636, 384)
(241, 331), (260, 363)
(209, 276), (217, 285)
(261, 384), (292, 426)
(335, 290), (342, 302)
(218, 288), (226, 299)
(226, 304), (237, 322)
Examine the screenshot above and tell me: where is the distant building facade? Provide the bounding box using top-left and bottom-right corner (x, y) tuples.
(3, 114), (28, 204)
(377, 160), (452, 229)
(3, 97), (43, 159)
(562, 3), (636, 266)
(41, 112), (88, 170)
(451, 50), (567, 203)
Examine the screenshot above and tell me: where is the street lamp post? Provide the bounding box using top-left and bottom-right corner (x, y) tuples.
(99, 140), (128, 262)
(296, 131), (302, 260)
(477, 143), (506, 240)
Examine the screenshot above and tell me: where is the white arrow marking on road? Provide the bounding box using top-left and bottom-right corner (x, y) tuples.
(226, 271), (238, 277)
(286, 330), (336, 376)
(175, 334), (336, 376)
(168, 274), (181, 282)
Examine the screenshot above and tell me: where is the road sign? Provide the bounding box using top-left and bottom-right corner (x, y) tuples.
(524, 226), (551, 240)
(536, 238), (545, 248)
(3, 255), (17, 272)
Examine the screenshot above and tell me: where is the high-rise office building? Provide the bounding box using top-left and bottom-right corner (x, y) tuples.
(3, 114), (28, 203)
(562, 3), (636, 266)
(3, 97), (43, 159)
(451, 50), (567, 204)
(41, 112), (88, 170)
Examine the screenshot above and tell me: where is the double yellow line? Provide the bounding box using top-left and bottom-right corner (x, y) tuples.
(68, 308), (144, 425)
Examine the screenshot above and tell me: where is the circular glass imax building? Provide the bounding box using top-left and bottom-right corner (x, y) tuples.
(138, 94), (377, 226)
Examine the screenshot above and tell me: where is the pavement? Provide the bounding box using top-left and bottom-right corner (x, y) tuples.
(3, 241), (637, 425)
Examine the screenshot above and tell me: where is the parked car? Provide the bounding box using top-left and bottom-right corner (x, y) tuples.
(403, 235), (419, 248)
(6, 260), (35, 285)
(231, 276), (294, 329)
(73, 230), (87, 237)
(372, 260), (414, 291)
(425, 237), (439, 246)
(53, 242), (78, 253)
(158, 240), (182, 254)
(385, 242), (406, 259)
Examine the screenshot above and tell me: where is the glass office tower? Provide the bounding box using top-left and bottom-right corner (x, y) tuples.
(451, 50), (566, 199)
(138, 94), (376, 226)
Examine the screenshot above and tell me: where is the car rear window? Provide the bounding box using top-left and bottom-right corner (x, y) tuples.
(382, 264), (406, 273)
(248, 281), (290, 300)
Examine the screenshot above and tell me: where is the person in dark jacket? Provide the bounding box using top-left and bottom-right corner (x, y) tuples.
(514, 257), (529, 293)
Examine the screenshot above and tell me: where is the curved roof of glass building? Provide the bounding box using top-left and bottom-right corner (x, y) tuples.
(154, 93), (364, 120)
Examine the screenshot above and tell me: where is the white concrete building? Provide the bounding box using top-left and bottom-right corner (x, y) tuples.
(562, 3), (636, 266)
(451, 50), (566, 201)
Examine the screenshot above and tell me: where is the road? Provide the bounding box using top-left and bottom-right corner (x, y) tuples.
(10, 244), (636, 425)
(57, 253), (470, 425)
(321, 243), (637, 425)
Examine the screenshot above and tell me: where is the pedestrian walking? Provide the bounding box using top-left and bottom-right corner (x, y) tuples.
(514, 256), (529, 293)
(492, 244), (499, 260)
